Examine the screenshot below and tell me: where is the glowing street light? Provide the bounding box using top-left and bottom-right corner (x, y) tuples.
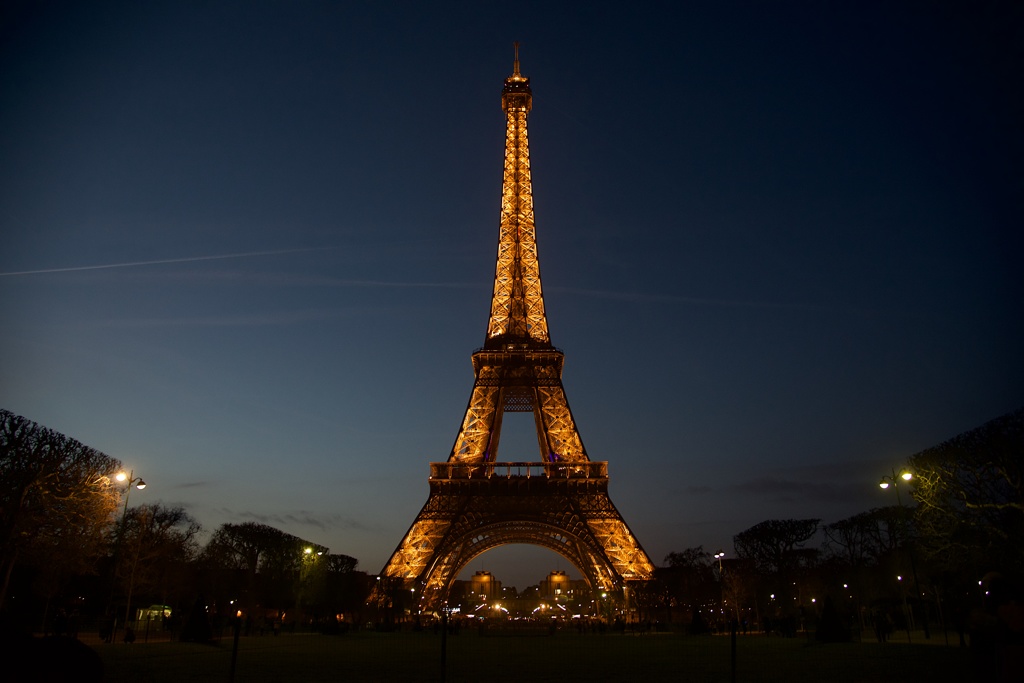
(878, 470), (912, 491)
(112, 469), (148, 643)
(115, 470), (147, 517)
(116, 471), (147, 488)
(878, 467), (929, 639)
(713, 551), (726, 617)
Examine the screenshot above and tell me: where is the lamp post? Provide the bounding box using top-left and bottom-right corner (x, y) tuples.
(879, 468), (929, 639)
(714, 551), (726, 623)
(298, 546), (325, 618)
(114, 470), (147, 642)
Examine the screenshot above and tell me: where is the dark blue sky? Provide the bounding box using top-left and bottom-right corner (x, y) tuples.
(2, 1), (1021, 588)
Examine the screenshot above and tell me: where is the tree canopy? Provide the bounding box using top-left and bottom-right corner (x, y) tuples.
(909, 407), (1024, 579)
(820, 506), (905, 567)
(116, 503), (202, 611)
(0, 409), (122, 608)
(202, 521), (329, 612)
(733, 518), (820, 575)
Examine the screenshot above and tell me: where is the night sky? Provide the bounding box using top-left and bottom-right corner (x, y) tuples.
(2, 2), (1021, 589)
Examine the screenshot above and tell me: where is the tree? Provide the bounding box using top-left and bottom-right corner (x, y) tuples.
(201, 522), (326, 616)
(665, 547), (713, 571)
(0, 409), (122, 610)
(734, 519), (820, 625)
(818, 507), (912, 620)
(733, 519), (820, 575)
(115, 504), (201, 623)
(720, 557), (756, 625)
(909, 408), (1024, 580)
(659, 547), (717, 626)
(325, 554), (357, 574)
(301, 553), (362, 627)
(821, 507), (906, 568)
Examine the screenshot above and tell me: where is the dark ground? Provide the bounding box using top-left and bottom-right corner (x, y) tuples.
(81, 628), (980, 683)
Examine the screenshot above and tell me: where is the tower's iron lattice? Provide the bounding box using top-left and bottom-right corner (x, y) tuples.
(378, 47), (654, 612)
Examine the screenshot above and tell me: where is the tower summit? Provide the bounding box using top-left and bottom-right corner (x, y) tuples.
(488, 41), (545, 347)
(376, 47), (653, 612)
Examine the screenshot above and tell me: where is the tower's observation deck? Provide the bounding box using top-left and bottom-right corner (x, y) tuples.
(501, 50), (532, 112)
(429, 461), (608, 481)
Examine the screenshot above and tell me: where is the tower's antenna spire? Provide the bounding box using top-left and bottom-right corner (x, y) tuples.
(513, 41), (520, 76)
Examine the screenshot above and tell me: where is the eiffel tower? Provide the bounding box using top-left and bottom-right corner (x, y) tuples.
(378, 46), (654, 613)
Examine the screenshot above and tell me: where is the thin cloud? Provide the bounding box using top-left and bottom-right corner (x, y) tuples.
(233, 509), (372, 534)
(100, 309), (349, 328)
(551, 286), (832, 312)
(0, 248), (321, 277)
(4, 253), (486, 292)
(317, 278), (481, 290)
(731, 476), (868, 505)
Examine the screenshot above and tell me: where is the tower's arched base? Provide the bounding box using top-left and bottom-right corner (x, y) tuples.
(376, 462), (653, 613)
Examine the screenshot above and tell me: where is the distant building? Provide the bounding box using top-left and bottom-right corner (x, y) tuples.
(449, 569), (594, 618)
(469, 570), (501, 600)
(540, 570), (572, 600)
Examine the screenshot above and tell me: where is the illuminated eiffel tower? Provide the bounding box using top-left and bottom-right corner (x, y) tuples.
(378, 46), (653, 612)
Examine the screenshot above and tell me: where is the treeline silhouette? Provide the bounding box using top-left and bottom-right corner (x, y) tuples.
(1, 407), (1019, 644)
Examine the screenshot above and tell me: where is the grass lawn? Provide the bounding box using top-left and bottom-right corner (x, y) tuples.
(93, 629), (976, 683)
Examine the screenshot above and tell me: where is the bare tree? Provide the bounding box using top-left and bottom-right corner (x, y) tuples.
(821, 506), (906, 567)
(909, 408), (1023, 578)
(0, 409), (122, 609)
(115, 504), (201, 623)
(659, 546), (717, 624)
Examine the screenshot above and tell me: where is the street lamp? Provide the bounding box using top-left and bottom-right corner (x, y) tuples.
(114, 470), (147, 642)
(878, 470), (912, 496)
(878, 468), (929, 639)
(115, 470), (147, 518)
(714, 551), (726, 623)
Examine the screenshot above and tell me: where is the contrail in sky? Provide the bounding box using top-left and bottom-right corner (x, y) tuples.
(0, 248), (318, 277)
